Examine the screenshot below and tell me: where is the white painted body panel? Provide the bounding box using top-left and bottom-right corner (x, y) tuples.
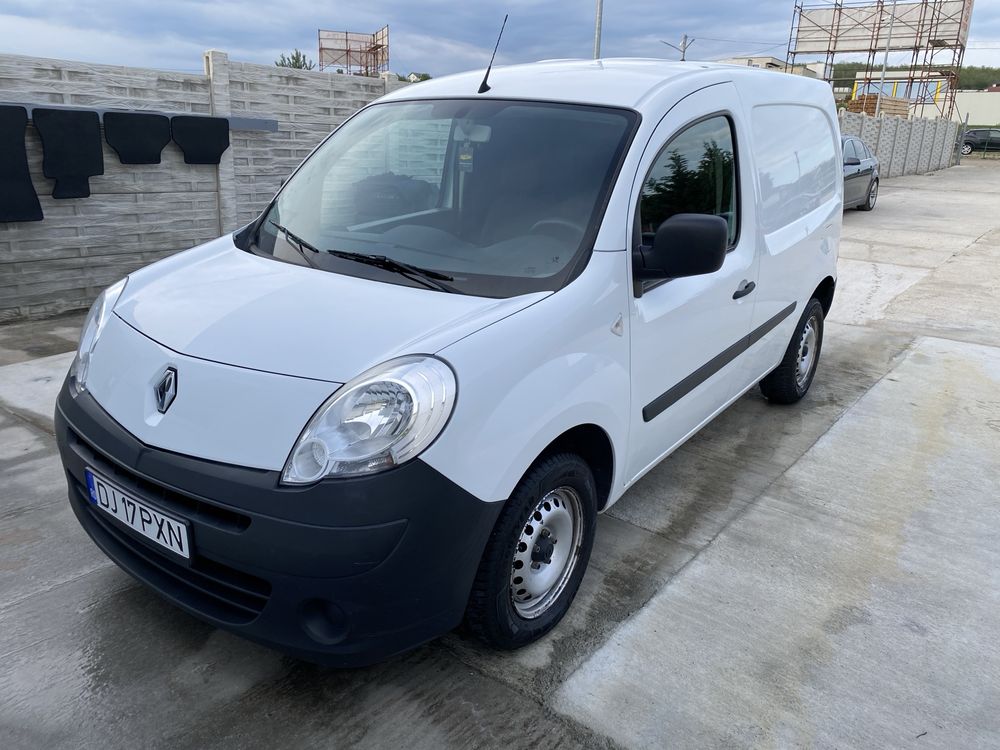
(423, 251), (630, 502)
(86, 315), (338, 470)
(621, 82), (760, 485)
(85, 59), (840, 510)
(116, 235), (548, 382)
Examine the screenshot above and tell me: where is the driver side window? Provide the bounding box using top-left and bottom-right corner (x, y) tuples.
(639, 116), (738, 248)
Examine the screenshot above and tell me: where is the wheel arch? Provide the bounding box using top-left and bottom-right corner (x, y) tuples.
(811, 275), (836, 317)
(533, 424), (615, 511)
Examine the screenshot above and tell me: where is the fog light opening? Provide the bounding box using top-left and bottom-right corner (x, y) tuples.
(299, 599), (350, 645)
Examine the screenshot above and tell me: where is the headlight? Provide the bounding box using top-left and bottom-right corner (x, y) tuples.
(69, 277), (128, 394)
(282, 355), (457, 483)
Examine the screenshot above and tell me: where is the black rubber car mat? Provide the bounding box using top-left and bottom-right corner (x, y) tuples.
(104, 111), (171, 164)
(170, 115), (230, 164)
(0, 105), (43, 222)
(31, 108), (104, 198)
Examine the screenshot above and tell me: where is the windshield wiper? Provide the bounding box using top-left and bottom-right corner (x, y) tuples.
(268, 220), (320, 268)
(327, 250), (457, 292)
(269, 221), (456, 292)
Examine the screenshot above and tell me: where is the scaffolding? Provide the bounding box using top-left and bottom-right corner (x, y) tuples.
(318, 26), (389, 76)
(786, 0), (974, 118)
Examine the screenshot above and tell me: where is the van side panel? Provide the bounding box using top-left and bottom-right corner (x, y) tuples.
(739, 93), (841, 384)
(421, 251), (631, 504)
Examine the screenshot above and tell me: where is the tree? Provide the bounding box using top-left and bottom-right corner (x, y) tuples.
(276, 50), (316, 70)
(408, 72), (433, 81)
(640, 141), (734, 235)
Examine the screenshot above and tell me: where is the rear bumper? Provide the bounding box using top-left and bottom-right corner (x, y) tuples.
(55, 381), (502, 666)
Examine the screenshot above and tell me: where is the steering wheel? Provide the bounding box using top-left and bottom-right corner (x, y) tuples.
(530, 218), (585, 241)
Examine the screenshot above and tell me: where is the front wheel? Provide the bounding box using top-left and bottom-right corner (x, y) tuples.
(760, 298), (825, 405)
(464, 453), (597, 649)
(961, 142), (973, 156)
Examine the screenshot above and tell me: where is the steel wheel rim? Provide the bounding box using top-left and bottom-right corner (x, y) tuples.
(796, 315), (819, 389)
(868, 181), (878, 207)
(510, 486), (584, 619)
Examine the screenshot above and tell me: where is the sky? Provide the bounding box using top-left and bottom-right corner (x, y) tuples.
(0, 0), (997, 77)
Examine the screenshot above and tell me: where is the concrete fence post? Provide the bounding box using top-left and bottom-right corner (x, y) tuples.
(881, 116), (897, 177)
(903, 118), (918, 176)
(934, 117), (948, 171)
(204, 50), (239, 234)
(917, 119), (932, 174)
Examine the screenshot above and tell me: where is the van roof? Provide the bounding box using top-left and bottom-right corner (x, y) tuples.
(379, 58), (814, 111)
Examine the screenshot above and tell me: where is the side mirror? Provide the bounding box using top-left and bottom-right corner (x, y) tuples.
(844, 155), (861, 166)
(635, 214), (728, 281)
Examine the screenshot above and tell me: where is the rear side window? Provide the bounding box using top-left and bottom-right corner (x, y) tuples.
(639, 116), (738, 247)
(752, 104), (839, 233)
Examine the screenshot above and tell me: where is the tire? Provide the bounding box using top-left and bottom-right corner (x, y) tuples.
(857, 178), (877, 211)
(760, 298), (825, 405)
(961, 142), (973, 156)
(464, 453), (597, 649)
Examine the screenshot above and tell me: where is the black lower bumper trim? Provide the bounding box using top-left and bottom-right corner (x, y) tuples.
(56, 381), (502, 666)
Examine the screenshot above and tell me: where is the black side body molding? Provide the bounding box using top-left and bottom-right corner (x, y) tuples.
(643, 301), (797, 422)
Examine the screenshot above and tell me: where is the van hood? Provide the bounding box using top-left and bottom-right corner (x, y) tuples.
(115, 236), (548, 382)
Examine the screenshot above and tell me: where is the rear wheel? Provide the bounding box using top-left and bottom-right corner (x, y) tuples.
(857, 178), (878, 211)
(760, 298), (825, 405)
(464, 453), (597, 649)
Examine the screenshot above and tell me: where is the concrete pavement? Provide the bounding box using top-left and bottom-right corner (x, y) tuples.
(1, 159), (999, 748)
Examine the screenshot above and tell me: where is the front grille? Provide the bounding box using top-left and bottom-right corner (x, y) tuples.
(66, 425), (251, 532)
(70, 477), (271, 626)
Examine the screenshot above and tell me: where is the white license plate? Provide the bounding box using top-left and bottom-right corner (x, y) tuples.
(84, 468), (191, 559)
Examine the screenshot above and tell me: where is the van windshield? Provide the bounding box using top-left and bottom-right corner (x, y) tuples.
(245, 99), (638, 298)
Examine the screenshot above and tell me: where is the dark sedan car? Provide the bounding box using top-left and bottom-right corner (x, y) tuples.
(961, 128), (1000, 155)
(842, 135), (879, 211)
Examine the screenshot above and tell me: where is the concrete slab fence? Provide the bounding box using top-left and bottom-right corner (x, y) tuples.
(838, 109), (959, 179)
(0, 50), (410, 322)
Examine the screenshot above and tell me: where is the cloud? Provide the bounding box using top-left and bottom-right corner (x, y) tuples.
(0, 0), (996, 76)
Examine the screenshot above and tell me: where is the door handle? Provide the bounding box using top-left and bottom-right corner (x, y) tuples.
(733, 280), (756, 299)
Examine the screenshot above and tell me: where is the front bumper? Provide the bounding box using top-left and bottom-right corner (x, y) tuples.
(55, 382), (502, 666)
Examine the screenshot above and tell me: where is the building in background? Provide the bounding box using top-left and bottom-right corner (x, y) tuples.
(718, 56), (824, 78)
(952, 90), (1000, 124)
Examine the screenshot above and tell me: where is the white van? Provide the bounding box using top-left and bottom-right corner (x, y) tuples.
(56, 59), (840, 665)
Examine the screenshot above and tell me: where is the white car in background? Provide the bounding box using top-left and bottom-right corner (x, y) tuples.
(56, 58), (840, 665)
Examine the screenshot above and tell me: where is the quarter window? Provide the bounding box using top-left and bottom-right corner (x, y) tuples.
(639, 116), (738, 247)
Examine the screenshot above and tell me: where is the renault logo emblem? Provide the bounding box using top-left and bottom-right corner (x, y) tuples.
(155, 367), (178, 414)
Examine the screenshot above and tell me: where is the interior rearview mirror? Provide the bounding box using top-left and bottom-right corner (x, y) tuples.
(844, 155), (861, 166)
(634, 214), (728, 282)
(453, 124), (492, 143)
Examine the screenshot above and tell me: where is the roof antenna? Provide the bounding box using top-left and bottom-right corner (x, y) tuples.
(478, 14), (508, 94)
